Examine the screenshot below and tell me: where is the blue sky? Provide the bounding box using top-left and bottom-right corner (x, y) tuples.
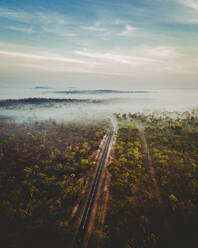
(0, 0), (198, 89)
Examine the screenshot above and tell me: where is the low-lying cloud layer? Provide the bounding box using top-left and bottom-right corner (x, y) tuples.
(0, 89), (198, 122)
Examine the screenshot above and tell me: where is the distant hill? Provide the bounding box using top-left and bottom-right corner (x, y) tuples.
(34, 86), (52, 89)
(0, 98), (101, 107)
(55, 89), (149, 94)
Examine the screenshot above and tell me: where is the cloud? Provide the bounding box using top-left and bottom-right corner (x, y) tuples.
(145, 46), (180, 59)
(178, 0), (198, 10)
(76, 50), (158, 65)
(0, 7), (27, 21)
(17, 63), (126, 76)
(75, 47), (183, 75)
(37, 12), (67, 25)
(171, 0), (198, 24)
(117, 24), (137, 36)
(42, 26), (76, 37)
(1, 7), (81, 40)
(6, 26), (34, 34)
(185, 18), (198, 22)
(82, 26), (106, 32)
(0, 7), (68, 25)
(0, 7), (78, 38)
(0, 46), (194, 78)
(0, 50), (102, 65)
(76, 50), (132, 64)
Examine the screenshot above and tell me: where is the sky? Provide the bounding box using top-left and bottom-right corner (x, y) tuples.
(0, 0), (198, 89)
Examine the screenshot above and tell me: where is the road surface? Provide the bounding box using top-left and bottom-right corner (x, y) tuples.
(74, 127), (114, 247)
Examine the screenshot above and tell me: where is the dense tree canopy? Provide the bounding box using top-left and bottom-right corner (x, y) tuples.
(104, 112), (198, 248)
(0, 120), (108, 248)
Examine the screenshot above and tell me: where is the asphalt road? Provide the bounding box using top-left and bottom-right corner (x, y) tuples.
(74, 128), (114, 248)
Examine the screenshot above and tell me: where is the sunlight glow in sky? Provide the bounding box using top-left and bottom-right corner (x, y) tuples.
(0, 0), (198, 89)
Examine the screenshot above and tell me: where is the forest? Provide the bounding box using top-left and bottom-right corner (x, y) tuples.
(0, 119), (108, 248)
(103, 111), (198, 248)
(0, 110), (198, 248)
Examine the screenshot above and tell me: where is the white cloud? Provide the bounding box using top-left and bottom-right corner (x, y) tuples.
(82, 26), (106, 32)
(0, 7), (27, 21)
(0, 7), (78, 38)
(37, 12), (67, 25)
(186, 18), (198, 22)
(61, 32), (77, 37)
(17, 63), (126, 76)
(76, 50), (158, 65)
(7, 26), (34, 34)
(76, 50), (132, 64)
(171, 1), (198, 24)
(42, 26), (76, 37)
(178, 0), (198, 10)
(0, 7), (68, 25)
(0, 46), (195, 78)
(145, 46), (180, 59)
(117, 24), (137, 36)
(0, 50), (102, 65)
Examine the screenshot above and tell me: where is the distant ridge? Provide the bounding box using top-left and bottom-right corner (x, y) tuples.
(55, 89), (149, 94)
(34, 86), (52, 89)
(0, 98), (101, 107)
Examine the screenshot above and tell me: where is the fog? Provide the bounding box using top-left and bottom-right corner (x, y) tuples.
(0, 87), (198, 122)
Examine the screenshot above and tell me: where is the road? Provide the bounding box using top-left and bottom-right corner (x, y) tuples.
(137, 122), (163, 205)
(74, 127), (114, 248)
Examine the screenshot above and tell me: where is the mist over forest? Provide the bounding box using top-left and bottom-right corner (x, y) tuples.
(1, 87), (198, 122)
